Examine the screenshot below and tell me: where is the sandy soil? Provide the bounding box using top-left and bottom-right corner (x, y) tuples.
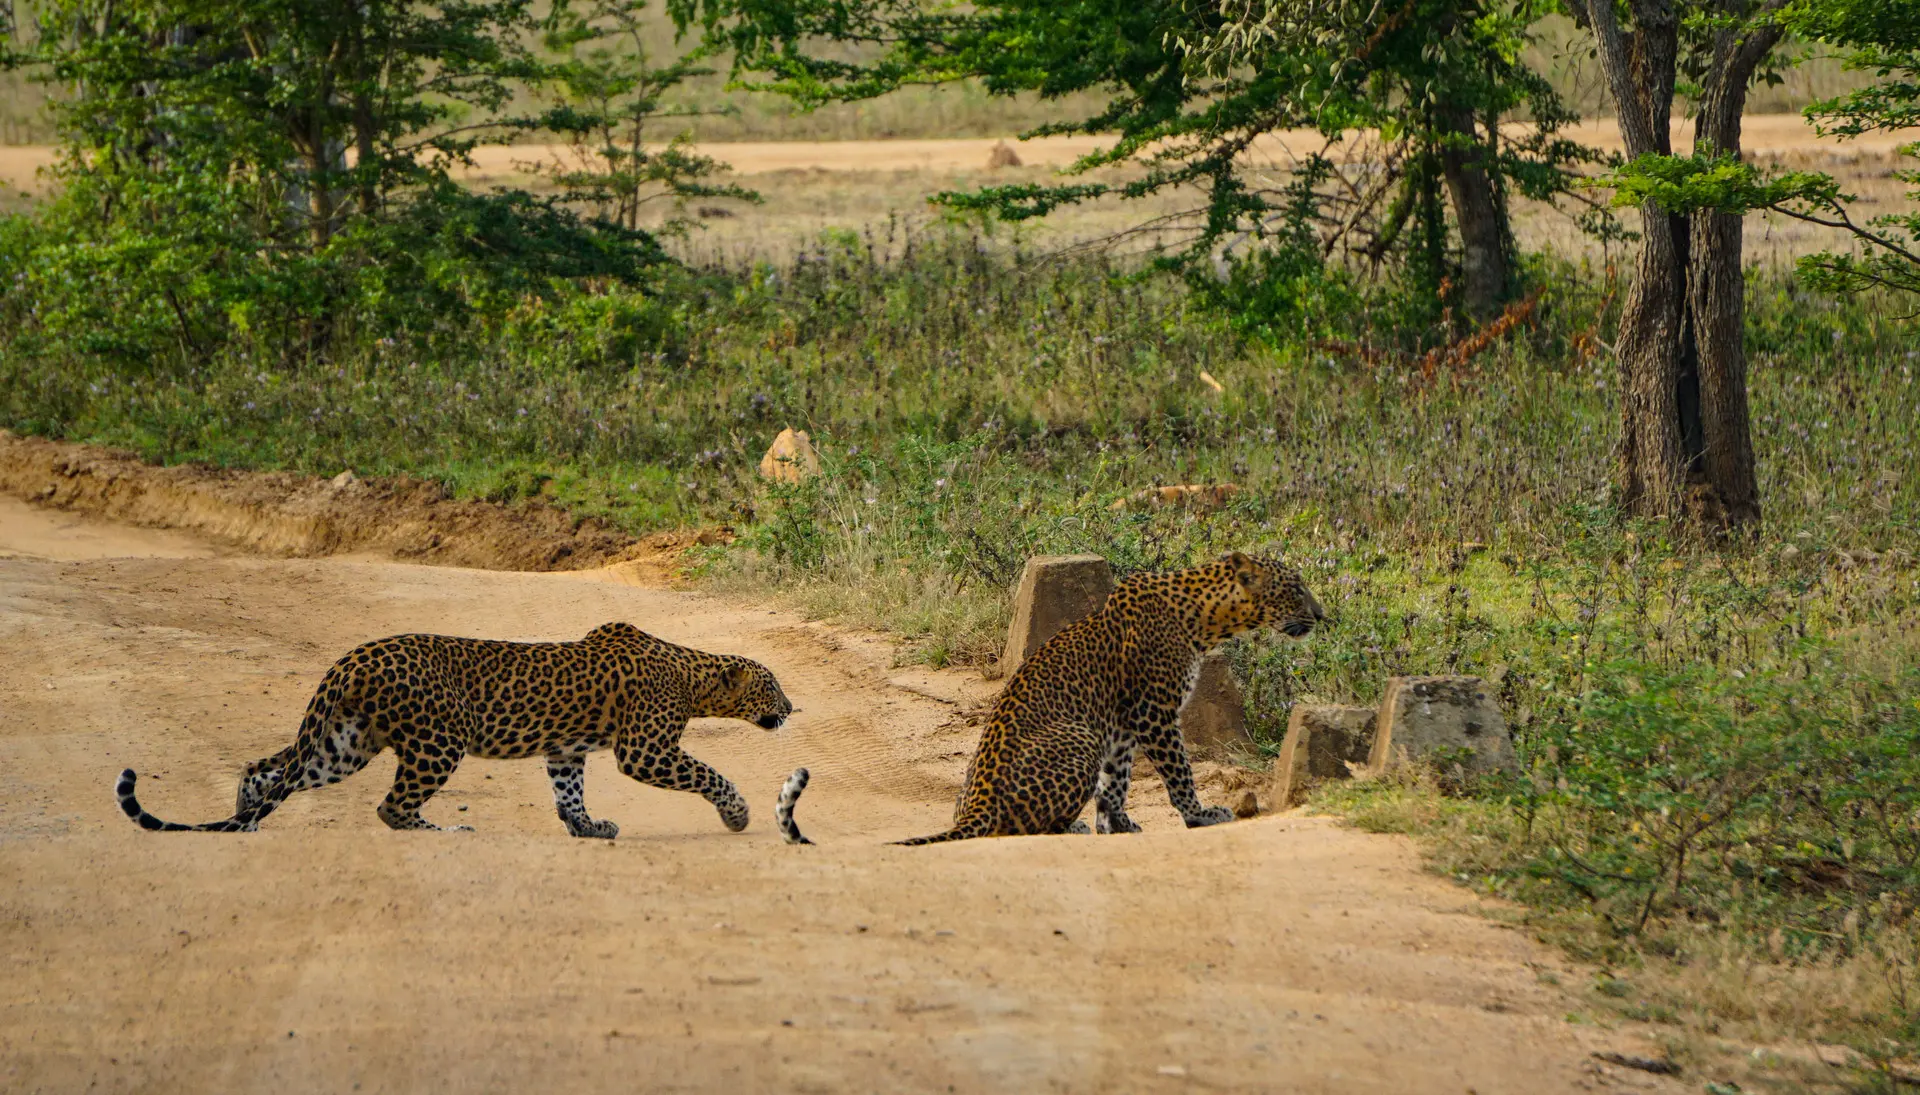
(0, 456), (1703, 1095)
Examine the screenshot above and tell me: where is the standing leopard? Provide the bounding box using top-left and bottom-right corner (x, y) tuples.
(776, 551), (1323, 844)
(116, 622), (792, 837)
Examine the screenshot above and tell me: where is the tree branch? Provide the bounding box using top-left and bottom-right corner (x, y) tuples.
(1583, 0), (1660, 157)
(1769, 201), (1920, 269)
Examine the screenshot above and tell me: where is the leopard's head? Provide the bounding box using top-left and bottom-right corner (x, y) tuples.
(697, 656), (795, 730)
(1196, 551), (1325, 643)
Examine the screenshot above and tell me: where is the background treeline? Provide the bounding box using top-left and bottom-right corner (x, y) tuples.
(0, 9), (1889, 145)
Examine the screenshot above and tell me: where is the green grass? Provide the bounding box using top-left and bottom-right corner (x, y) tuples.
(4, 223), (1919, 1068)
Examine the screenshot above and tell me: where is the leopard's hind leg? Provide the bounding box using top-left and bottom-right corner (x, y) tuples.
(547, 749), (619, 839)
(377, 732), (470, 832)
(237, 744), (298, 816)
(1093, 731), (1144, 834)
(229, 711), (380, 830)
(993, 718), (1105, 836)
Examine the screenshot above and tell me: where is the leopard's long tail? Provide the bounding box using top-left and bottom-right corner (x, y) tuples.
(116, 688), (332, 832)
(775, 767), (989, 846)
(775, 767), (814, 844)
(115, 768), (287, 832)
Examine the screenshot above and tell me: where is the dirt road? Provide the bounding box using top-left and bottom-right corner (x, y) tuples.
(0, 492), (1683, 1093)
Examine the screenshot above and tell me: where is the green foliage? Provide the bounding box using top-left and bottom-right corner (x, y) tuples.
(4, 212), (1918, 1049)
(1195, 243), (1368, 345)
(674, 0), (1606, 337)
(1317, 511), (1920, 1055)
(0, 0), (694, 364)
(537, 0), (761, 234)
(1774, 0), (1920, 295)
(1601, 148), (1840, 216)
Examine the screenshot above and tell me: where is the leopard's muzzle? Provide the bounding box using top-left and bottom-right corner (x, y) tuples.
(1278, 587), (1327, 638)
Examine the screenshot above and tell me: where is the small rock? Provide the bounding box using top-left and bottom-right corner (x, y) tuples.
(1230, 788), (1260, 818)
(757, 428), (820, 484)
(1000, 555), (1114, 676)
(328, 469), (357, 490)
(1368, 676), (1517, 775)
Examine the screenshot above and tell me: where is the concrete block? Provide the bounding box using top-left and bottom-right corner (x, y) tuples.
(1180, 652), (1254, 759)
(1269, 704), (1378, 808)
(1000, 554), (1114, 676)
(1367, 675), (1517, 775)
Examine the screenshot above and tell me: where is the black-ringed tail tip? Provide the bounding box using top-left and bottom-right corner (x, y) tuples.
(116, 768), (193, 831)
(117, 767), (273, 832)
(775, 767), (813, 845)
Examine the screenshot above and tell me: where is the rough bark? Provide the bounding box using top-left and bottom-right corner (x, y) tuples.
(1684, 18), (1782, 527)
(1583, 0), (1692, 519)
(1616, 208), (1689, 518)
(1574, 0), (1780, 529)
(349, 15), (379, 221)
(1437, 105), (1509, 320)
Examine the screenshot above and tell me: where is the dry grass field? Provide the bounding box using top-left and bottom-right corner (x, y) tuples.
(3, 114), (1913, 260)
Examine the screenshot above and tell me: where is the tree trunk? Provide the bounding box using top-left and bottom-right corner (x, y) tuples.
(1577, 0), (1778, 529)
(1582, 0), (1693, 519)
(1437, 105), (1509, 320)
(348, 2), (379, 220)
(1684, 18), (1781, 528)
(1616, 207), (1689, 518)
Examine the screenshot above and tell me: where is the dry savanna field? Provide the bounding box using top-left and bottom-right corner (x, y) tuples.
(1, 114), (1914, 259)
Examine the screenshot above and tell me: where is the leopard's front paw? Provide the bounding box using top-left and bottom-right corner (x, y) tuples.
(1095, 811), (1143, 835)
(569, 817), (620, 839)
(1184, 805), (1235, 828)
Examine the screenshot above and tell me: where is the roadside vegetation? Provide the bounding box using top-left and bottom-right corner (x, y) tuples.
(4, 0), (1920, 1080)
(6, 226), (1918, 1072)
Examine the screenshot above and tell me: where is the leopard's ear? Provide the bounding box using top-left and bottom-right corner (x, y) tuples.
(719, 662), (750, 692)
(1221, 551), (1257, 582)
